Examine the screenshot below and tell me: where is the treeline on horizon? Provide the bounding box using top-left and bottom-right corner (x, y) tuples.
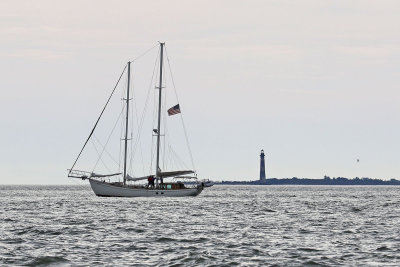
(218, 176), (400, 185)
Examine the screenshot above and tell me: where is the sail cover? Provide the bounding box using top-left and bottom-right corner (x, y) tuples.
(157, 170), (194, 178)
(90, 172), (121, 178)
(125, 175), (149, 181)
(126, 171), (194, 181)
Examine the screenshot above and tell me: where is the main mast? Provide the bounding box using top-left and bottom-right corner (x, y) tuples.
(123, 61), (131, 185)
(155, 43), (164, 177)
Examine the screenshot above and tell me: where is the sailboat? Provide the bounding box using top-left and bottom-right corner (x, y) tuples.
(68, 43), (204, 197)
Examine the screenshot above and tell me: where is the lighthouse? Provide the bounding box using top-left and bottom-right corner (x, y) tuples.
(260, 149), (266, 181)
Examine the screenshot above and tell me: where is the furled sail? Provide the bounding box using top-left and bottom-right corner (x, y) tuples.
(157, 170), (194, 178)
(174, 176), (198, 179)
(90, 172), (121, 178)
(125, 175), (150, 181)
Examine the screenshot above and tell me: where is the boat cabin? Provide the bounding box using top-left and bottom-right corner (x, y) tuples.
(159, 182), (185, 190)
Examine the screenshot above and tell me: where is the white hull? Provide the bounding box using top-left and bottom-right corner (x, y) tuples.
(89, 179), (203, 197)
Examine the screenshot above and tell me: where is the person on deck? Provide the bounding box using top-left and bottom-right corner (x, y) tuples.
(148, 176), (155, 188)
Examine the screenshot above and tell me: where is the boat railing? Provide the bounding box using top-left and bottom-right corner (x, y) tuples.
(67, 169), (91, 179)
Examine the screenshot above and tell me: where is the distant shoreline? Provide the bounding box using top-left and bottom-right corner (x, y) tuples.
(217, 177), (400, 186)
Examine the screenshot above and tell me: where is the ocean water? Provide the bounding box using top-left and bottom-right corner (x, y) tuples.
(1, 185), (399, 266)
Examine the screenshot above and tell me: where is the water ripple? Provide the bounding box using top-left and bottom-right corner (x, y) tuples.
(1, 185), (400, 266)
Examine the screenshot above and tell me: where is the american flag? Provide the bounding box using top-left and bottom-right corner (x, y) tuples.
(167, 104), (181, 116)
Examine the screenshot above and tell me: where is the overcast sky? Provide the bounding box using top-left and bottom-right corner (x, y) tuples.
(1, 0), (399, 184)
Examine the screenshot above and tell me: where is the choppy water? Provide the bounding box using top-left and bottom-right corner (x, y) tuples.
(1, 185), (400, 266)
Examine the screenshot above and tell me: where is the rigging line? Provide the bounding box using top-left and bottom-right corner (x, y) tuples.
(128, 76), (138, 176)
(167, 146), (175, 171)
(69, 65), (127, 174)
(129, 101), (134, 176)
(131, 52), (159, 170)
(165, 145), (171, 171)
(118, 77), (127, 172)
(150, 135), (154, 174)
(164, 47), (180, 103)
(168, 144), (188, 170)
(118, 107), (123, 172)
(174, 146), (189, 169)
(129, 81), (142, 176)
(129, 78), (135, 176)
(91, 138), (112, 173)
(165, 48), (196, 172)
(151, 57), (159, 139)
(148, 50), (161, 174)
(150, 89), (157, 174)
(130, 73), (146, 176)
(92, 101), (127, 173)
(129, 43), (159, 63)
(180, 117), (196, 171)
(93, 135), (119, 166)
(162, 73), (167, 171)
(149, 94), (156, 173)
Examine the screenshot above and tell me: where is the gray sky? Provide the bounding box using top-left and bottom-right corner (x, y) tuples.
(1, 0), (400, 184)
